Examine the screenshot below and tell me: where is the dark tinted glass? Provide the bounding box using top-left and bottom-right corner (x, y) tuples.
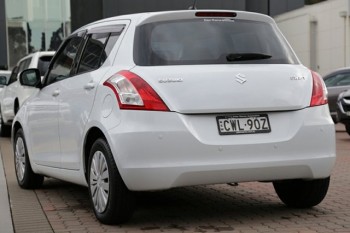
(8, 66), (19, 84)
(37, 56), (53, 76)
(46, 35), (84, 85)
(134, 19), (299, 66)
(324, 73), (350, 87)
(77, 33), (109, 74)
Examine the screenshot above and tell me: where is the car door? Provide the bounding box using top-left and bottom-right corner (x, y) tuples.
(27, 33), (86, 167)
(58, 24), (125, 170)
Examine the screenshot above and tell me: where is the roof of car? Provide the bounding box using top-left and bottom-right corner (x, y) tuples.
(18, 51), (56, 63)
(75, 10), (275, 33)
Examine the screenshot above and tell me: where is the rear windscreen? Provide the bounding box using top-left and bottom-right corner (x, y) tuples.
(134, 19), (299, 66)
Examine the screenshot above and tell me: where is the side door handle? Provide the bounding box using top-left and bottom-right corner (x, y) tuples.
(84, 81), (95, 91)
(52, 89), (60, 97)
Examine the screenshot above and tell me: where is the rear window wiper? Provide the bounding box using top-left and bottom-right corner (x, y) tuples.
(226, 53), (272, 62)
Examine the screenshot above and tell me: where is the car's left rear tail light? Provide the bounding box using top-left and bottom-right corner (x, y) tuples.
(103, 70), (169, 111)
(310, 70), (328, 107)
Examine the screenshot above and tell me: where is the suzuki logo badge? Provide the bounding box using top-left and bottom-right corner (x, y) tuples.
(236, 73), (247, 84)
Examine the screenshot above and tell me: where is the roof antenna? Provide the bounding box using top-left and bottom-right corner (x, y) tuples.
(188, 0), (197, 10)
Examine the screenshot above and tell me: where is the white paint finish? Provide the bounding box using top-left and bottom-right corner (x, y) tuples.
(0, 51), (55, 124)
(13, 10), (336, 193)
(131, 65), (313, 114)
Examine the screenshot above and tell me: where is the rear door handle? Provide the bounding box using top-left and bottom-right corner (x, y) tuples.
(52, 89), (60, 97)
(84, 81), (95, 90)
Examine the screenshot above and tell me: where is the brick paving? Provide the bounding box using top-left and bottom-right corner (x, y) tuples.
(0, 125), (349, 233)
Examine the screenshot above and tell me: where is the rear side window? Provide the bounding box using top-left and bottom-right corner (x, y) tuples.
(134, 19), (299, 66)
(77, 33), (109, 74)
(37, 56), (53, 76)
(77, 31), (121, 74)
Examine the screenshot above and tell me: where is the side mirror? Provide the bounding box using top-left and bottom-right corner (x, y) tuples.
(19, 69), (41, 88)
(0, 76), (7, 86)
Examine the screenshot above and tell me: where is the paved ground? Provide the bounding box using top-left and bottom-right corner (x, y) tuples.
(0, 124), (349, 233)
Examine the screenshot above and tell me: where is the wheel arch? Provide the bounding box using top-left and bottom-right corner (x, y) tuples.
(14, 98), (19, 114)
(83, 127), (107, 181)
(12, 121), (22, 141)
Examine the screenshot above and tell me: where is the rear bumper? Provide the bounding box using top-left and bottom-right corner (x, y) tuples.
(107, 106), (336, 191)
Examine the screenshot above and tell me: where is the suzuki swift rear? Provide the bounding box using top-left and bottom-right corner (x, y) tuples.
(13, 10), (336, 224)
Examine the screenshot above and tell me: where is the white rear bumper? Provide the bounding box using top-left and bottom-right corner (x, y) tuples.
(106, 106), (336, 191)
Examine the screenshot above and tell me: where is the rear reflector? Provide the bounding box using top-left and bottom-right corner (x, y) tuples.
(195, 12), (237, 18)
(310, 70), (328, 107)
(104, 70), (169, 111)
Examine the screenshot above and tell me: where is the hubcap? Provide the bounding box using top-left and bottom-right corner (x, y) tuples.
(15, 137), (26, 181)
(90, 151), (109, 213)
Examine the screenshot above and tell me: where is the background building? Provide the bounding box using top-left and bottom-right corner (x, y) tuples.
(275, 0), (350, 75)
(70, 0), (305, 31)
(0, 0), (341, 75)
(0, 0), (70, 69)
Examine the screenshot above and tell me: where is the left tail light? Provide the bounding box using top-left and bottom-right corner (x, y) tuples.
(310, 70), (328, 107)
(103, 70), (169, 111)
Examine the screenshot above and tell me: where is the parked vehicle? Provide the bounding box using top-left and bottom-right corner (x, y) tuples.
(0, 52), (55, 136)
(13, 10), (335, 224)
(323, 67), (350, 123)
(337, 89), (350, 135)
(0, 70), (11, 91)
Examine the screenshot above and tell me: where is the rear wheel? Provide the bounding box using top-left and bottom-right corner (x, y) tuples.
(14, 128), (44, 189)
(273, 177), (330, 208)
(0, 108), (11, 137)
(345, 124), (350, 136)
(88, 138), (134, 224)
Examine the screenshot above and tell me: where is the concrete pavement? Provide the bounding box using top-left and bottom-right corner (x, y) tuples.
(0, 124), (349, 232)
(0, 149), (13, 233)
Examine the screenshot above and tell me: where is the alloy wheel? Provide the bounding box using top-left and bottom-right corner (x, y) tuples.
(15, 137), (26, 181)
(90, 151), (110, 213)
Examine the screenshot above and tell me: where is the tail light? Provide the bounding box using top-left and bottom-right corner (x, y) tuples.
(310, 70), (328, 107)
(104, 70), (169, 111)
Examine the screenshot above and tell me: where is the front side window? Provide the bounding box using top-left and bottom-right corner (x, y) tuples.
(46, 34), (85, 85)
(8, 66), (19, 85)
(37, 56), (54, 76)
(134, 19), (299, 66)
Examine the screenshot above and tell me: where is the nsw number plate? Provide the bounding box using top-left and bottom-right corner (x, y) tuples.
(216, 114), (271, 135)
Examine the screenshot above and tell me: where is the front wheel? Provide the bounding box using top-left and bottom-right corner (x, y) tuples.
(273, 177), (330, 208)
(14, 128), (44, 189)
(88, 138), (135, 224)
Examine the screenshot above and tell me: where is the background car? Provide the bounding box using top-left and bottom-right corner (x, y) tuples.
(13, 10), (335, 224)
(337, 89), (350, 135)
(0, 70), (11, 92)
(0, 51), (55, 136)
(323, 67), (350, 123)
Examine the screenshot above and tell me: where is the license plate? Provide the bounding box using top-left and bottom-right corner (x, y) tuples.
(216, 114), (271, 135)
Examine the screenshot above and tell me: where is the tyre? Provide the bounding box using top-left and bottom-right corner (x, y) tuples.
(0, 108), (11, 137)
(88, 138), (135, 224)
(14, 128), (44, 189)
(346, 124), (350, 136)
(273, 177), (330, 208)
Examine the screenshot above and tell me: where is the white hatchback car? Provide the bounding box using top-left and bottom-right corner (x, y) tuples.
(0, 51), (55, 136)
(13, 10), (335, 224)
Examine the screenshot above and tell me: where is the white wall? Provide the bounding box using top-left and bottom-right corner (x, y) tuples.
(274, 0), (350, 76)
